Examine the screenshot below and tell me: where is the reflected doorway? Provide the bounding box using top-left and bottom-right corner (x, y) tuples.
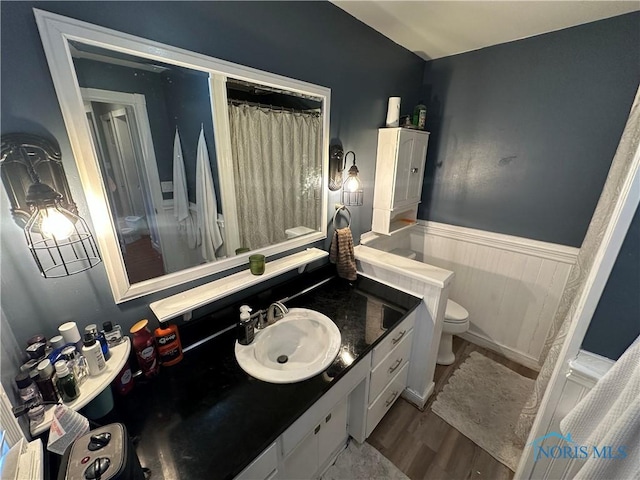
(83, 92), (166, 282)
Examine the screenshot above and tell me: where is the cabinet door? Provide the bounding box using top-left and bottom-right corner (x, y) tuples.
(392, 131), (428, 209)
(318, 398), (348, 468)
(282, 429), (319, 480)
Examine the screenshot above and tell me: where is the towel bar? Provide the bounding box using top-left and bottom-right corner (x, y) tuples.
(333, 203), (351, 229)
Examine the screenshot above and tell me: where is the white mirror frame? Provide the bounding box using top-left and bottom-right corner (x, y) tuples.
(34, 9), (330, 303)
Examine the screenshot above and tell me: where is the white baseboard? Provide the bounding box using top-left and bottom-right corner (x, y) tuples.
(459, 331), (541, 372)
(402, 381), (435, 410)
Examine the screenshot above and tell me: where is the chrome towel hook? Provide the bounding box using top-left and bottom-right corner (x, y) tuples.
(333, 203), (352, 229)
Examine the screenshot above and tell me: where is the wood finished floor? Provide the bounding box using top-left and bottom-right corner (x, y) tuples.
(368, 337), (538, 480)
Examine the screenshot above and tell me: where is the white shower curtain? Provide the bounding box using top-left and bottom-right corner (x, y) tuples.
(228, 104), (322, 250)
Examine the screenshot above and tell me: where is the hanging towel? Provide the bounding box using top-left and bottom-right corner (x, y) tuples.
(329, 227), (357, 281)
(560, 335), (640, 480)
(172, 129), (197, 248)
(196, 127), (224, 262)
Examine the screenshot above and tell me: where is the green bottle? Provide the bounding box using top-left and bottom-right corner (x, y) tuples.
(412, 102), (427, 129)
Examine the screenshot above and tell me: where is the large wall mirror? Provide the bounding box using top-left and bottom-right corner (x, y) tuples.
(35, 9), (329, 303)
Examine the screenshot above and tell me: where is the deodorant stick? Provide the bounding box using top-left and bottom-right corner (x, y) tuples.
(58, 322), (82, 351)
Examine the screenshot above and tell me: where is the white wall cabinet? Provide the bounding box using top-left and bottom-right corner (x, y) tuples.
(372, 128), (429, 235)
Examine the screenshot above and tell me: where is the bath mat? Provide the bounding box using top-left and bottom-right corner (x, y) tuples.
(431, 351), (534, 471)
(321, 440), (409, 480)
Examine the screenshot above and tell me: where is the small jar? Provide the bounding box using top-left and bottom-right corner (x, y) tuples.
(49, 335), (66, 350)
(55, 360), (80, 403)
(130, 320), (159, 378)
(15, 372), (45, 425)
(36, 359), (59, 403)
(102, 321), (124, 347)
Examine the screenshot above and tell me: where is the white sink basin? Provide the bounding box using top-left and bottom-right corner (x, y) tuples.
(235, 308), (341, 383)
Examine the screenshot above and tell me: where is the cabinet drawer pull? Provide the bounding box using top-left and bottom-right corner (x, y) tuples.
(388, 358), (403, 374)
(314, 425), (321, 435)
(385, 390), (399, 408)
(325, 413), (332, 423)
(391, 330), (406, 345)
(411, 167), (419, 173)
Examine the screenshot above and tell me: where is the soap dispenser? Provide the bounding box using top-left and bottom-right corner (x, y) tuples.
(237, 305), (254, 345)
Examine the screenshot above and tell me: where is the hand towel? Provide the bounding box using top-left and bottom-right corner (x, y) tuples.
(172, 129), (197, 248)
(329, 227), (357, 281)
(196, 127), (224, 261)
(560, 334), (640, 479)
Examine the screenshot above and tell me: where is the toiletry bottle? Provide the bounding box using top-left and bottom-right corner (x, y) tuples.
(112, 361), (134, 395)
(154, 324), (183, 366)
(15, 372), (45, 425)
(54, 360), (80, 403)
(61, 345), (88, 385)
(85, 324), (111, 360)
(82, 333), (107, 376)
(237, 305), (254, 345)
(102, 321), (124, 347)
(35, 359), (59, 403)
(130, 319), (160, 378)
(412, 102), (427, 129)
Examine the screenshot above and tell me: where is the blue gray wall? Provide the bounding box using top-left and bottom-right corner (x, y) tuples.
(0, 2), (423, 350)
(419, 12), (640, 247)
(582, 205), (640, 360)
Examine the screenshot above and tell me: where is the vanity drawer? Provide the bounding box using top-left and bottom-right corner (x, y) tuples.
(368, 330), (412, 403)
(366, 362), (409, 438)
(372, 311), (415, 367)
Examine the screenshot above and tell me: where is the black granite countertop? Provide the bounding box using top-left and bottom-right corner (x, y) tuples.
(107, 267), (420, 480)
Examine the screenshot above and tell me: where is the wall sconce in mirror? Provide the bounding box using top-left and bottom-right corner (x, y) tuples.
(341, 151), (363, 206)
(1, 133), (101, 278)
(328, 144), (345, 191)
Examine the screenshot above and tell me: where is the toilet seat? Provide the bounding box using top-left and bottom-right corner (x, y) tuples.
(444, 299), (469, 324)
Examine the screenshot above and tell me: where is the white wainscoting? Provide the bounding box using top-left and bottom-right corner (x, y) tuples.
(528, 351), (614, 479)
(409, 221), (579, 369)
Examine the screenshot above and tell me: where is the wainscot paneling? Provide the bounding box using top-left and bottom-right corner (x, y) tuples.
(528, 351), (614, 479)
(410, 221), (579, 369)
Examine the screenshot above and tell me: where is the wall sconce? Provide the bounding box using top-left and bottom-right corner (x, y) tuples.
(1, 133), (101, 278)
(342, 151), (363, 206)
(328, 144), (345, 191)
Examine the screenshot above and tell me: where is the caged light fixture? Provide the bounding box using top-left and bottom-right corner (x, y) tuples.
(341, 151), (363, 206)
(1, 133), (101, 278)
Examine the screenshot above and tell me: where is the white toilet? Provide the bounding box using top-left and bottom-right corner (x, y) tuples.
(437, 299), (469, 365)
(390, 247), (470, 366)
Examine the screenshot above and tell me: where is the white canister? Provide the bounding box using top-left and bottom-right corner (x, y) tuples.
(385, 97), (401, 127)
(59, 322), (82, 349)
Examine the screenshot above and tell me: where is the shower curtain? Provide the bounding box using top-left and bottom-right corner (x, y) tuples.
(515, 87), (640, 442)
(228, 104), (322, 250)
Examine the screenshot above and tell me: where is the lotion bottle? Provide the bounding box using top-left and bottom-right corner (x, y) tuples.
(82, 333), (106, 376)
(237, 305), (254, 345)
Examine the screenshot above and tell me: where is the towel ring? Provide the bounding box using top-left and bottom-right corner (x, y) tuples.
(333, 204), (351, 229)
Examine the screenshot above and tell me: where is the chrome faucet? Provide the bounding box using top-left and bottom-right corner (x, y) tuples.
(267, 301), (289, 326)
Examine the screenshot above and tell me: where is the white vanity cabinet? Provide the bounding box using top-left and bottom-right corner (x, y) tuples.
(372, 128), (429, 235)
(365, 311), (415, 437)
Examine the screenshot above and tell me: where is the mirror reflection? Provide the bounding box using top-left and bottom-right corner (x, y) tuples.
(69, 41), (323, 284)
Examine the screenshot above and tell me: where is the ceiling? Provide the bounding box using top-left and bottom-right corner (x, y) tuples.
(332, 1), (640, 60)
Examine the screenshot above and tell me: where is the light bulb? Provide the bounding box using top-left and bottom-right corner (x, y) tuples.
(40, 207), (75, 240)
(344, 175), (361, 193)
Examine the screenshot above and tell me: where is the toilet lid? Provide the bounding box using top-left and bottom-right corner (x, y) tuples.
(390, 248), (417, 260)
(445, 299), (469, 322)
